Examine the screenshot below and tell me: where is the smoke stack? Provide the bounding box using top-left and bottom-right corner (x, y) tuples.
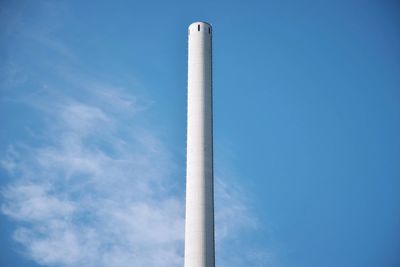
(184, 21), (215, 267)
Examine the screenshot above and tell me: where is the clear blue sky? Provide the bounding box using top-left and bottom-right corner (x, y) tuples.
(1, 1), (400, 267)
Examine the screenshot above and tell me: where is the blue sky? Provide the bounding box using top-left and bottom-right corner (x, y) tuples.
(1, 0), (400, 266)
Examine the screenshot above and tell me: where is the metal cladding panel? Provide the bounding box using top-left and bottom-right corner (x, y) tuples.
(184, 22), (215, 267)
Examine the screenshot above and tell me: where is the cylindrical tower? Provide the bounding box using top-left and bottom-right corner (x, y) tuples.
(184, 21), (215, 267)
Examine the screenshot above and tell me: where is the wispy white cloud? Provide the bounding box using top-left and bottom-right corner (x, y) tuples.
(215, 178), (257, 242)
(1, 86), (184, 267)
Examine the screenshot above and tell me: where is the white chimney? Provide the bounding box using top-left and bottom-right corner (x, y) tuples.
(184, 21), (215, 267)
